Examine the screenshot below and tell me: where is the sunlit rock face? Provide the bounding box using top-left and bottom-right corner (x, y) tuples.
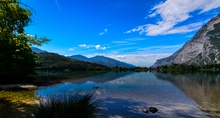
(152, 14), (220, 68)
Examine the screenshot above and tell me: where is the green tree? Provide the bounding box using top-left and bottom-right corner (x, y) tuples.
(0, 0), (50, 82)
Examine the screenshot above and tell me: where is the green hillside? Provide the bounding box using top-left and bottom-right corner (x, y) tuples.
(36, 52), (109, 70)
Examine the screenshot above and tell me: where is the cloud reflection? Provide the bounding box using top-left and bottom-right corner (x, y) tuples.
(37, 72), (208, 118)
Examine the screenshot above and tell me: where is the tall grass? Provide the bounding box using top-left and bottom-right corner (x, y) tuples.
(31, 92), (98, 118)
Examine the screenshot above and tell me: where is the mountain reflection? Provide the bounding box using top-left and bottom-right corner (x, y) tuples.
(37, 72), (208, 118)
(152, 72), (220, 117)
(69, 71), (134, 84)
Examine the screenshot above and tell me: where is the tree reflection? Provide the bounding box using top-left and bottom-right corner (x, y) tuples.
(153, 72), (220, 117)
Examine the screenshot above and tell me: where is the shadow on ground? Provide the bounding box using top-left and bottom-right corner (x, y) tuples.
(0, 88), (37, 118)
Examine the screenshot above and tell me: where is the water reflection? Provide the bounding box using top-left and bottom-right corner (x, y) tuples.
(153, 72), (220, 118)
(37, 72), (208, 118)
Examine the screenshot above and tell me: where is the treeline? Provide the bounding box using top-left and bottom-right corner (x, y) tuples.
(112, 66), (149, 72)
(37, 53), (109, 70)
(155, 64), (220, 73)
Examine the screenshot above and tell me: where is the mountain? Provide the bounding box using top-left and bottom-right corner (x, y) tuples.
(90, 56), (136, 68)
(68, 55), (91, 62)
(37, 52), (109, 70)
(152, 14), (220, 68)
(32, 47), (135, 68)
(69, 55), (136, 68)
(31, 47), (47, 53)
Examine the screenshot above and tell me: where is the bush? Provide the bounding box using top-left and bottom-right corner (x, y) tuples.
(31, 92), (98, 118)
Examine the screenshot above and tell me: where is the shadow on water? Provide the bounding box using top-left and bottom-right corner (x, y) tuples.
(152, 71), (220, 118)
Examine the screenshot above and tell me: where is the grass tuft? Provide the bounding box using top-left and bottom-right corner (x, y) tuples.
(31, 92), (98, 118)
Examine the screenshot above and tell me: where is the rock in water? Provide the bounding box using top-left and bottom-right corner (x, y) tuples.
(149, 107), (158, 113)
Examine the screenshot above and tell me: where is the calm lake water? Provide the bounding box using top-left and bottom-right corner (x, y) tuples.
(36, 71), (220, 118)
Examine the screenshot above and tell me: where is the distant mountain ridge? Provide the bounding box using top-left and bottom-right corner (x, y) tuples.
(68, 55), (136, 68)
(69, 55), (91, 62)
(31, 47), (47, 53)
(31, 47), (135, 68)
(152, 14), (220, 68)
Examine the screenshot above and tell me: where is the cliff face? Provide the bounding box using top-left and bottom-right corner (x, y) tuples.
(152, 14), (220, 68)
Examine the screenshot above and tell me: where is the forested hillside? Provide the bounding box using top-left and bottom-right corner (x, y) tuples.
(37, 53), (109, 70)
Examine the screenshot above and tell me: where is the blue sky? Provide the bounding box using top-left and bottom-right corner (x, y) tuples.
(21, 0), (220, 67)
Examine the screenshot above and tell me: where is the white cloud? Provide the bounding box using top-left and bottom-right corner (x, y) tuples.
(125, 38), (147, 41)
(115, 55), (126, 59)
(125, 0), (220, 36)
(99, 32), (105, 36)
(99, 28), (108, 35)
(95, 45), (101, 49)
(138, 44), (183, 51)
(165, 22), (204, 34)
(111, 38), (146, 48)
(78, 44), (87, 47)
(111, 40), (128, 44)
(110, 43), (136, 48)
(185, 35), (194, 38)
(102, 47), (106, 50)
(95, 45), (106, 50)
(68, 48), (75, 51)
(78, 44), (94, 48)
(54, 0), (61, 11)
(109, 53), (172, 67)
(78, 44), (107, 50)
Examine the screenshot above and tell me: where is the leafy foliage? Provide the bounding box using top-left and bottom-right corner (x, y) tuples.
(0, 34), (38, 80)
(0, 0), (50, 82)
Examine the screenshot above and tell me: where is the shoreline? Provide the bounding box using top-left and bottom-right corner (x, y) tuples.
(0, 84), (38, 89)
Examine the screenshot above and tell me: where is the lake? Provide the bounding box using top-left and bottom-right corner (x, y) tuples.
(36, 71), (220, 118)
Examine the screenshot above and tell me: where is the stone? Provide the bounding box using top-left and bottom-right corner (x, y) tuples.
(149, 107), (158, 113)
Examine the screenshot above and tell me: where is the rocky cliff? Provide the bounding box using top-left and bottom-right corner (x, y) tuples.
(152, 14), (220, 68)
